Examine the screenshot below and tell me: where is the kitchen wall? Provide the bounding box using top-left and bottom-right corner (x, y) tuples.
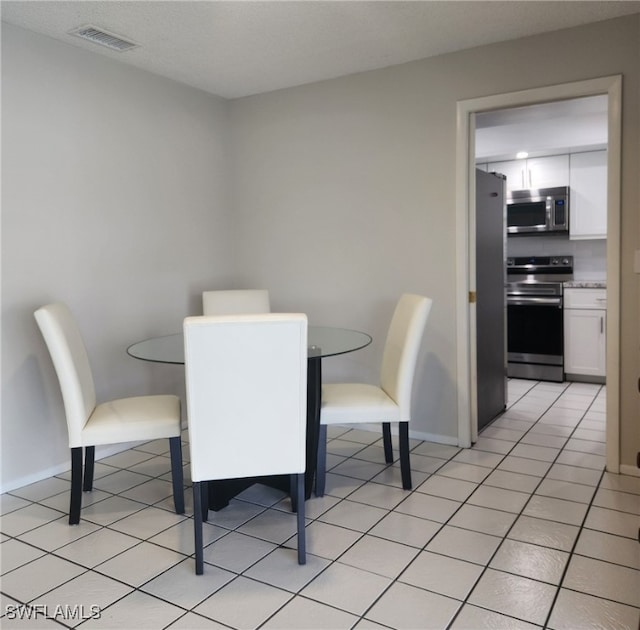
(229, 15), (639, 467)
(508, 237), (607, 281)
(478, 99), (608, 280)
(1, 24), (234, 491)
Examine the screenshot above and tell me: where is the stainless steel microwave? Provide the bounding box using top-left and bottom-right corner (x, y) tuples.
(506, 186), (569, 235)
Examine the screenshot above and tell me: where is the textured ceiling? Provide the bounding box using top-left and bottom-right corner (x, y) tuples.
(2, 1), (639, 99)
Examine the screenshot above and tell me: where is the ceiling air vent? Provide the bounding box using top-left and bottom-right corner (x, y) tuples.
(69, 25), (139, 52)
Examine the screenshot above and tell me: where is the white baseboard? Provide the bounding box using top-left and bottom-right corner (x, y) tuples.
(410, 429), (459, 446)
(619, 464), (640, 478)
(1, 443), (136, 494)
(333, 423), (459, 447)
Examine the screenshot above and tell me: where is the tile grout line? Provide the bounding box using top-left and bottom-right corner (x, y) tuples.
(434, 381), (607, 628)
(541, 466), (608, 629)
(444, 389), (576, 628)
(3, 380), (637, 629)
(353, 379), (563, 628)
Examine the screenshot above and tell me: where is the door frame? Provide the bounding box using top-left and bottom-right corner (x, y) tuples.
(454, 75), (622, 472)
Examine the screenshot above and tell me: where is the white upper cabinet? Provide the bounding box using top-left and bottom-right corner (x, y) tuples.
(488, 155), (569, 192)
(569, 150), (607, 240)
(487, 160), (527, 191)
(527, 155), (570, 189)
(484, 149), (607, 240)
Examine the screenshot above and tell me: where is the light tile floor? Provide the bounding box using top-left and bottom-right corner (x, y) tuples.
(1, 379), (639, 629)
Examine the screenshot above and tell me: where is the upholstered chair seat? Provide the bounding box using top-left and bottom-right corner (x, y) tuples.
(316, 294), (432, 496)
(34, 302), (184, 525)
(80, 395), (180, 445)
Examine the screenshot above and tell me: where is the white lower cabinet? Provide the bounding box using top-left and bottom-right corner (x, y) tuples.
(564, 288), (606, 380)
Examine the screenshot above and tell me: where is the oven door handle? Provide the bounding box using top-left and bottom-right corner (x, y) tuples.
(508, 297), (562, 307)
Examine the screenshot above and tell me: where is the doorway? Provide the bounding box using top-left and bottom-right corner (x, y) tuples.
(454, 76), (622, 472)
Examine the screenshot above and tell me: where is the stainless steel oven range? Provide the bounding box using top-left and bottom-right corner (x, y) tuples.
(507, 255), (573, 382)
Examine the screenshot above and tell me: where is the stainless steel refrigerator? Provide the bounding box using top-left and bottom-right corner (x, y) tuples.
(476, 169), (507, 431)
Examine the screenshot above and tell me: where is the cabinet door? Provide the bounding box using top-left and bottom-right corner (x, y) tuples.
(564, 288), (607, 309)
(569, 150), (607, 240)
(488, 160), (524, 191)
(527, 155), (569, 189)
(564, 309), (606, 377)
(489, 155), (569, 192)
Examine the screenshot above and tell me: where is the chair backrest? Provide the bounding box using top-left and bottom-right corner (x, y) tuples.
(184, 313), (307, 482)
(34, 303), (96, 447)
(380, 294), (433, 420)
(202, 289), (270, 316)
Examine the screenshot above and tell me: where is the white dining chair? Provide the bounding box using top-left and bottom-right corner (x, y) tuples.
(34, 302), (184, 524)
(316, 293), (433, 496)
(183, 313), (308, 574)
(202, 289), (270, 315)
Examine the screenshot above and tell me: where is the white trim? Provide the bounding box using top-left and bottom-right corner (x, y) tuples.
(409, 430), (459, 446)
(455, 76), (622, 474)
(455, 103), (472, 448)
(0, 443), (139, 494)
(1, 462), (74, 495)
(619, 464), (640, 478)
(468, 114), (479, 445)
(334, 423), (459, 447)
(604, 76), (622, 474)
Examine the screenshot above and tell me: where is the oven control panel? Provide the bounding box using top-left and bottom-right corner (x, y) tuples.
(506, 256), (573, 271)
(506, 255), (574, 285)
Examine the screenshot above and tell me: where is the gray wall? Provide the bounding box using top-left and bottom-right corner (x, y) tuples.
(2, 15), (639, 491)
(229, 64), (459, 441)
(229, 15), (639, 463)
(1, 24), (234, 490)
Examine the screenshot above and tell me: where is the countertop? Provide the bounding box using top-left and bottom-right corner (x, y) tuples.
(564, 281), (607, 289)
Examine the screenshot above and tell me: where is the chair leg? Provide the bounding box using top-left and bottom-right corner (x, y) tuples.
(296, 473), (306, 565)
(69, 447), (83, 525)
(82, 446), (95, 491)
(382, 422), (393, 463)
(200, 481), (209, 523)
(193, 481), (204, 575)
(315, 424), (328, 497)
(399, 422), (412, 490)
(169, 436), (185, 514)
(290, 474), (298, 513)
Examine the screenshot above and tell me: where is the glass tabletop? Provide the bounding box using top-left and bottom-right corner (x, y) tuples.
(127, 326), (372, 364)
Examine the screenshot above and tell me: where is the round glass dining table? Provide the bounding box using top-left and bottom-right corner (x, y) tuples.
(127, 326), (372, 507)
(127, 326), (372, 364)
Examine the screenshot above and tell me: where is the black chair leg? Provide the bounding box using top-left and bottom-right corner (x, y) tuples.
(399, 422), (412, 490)
(83, 446), (95, 491)
(69, 447), (83, 525)
(315, 424), (327, 497)
(169, 436), (185, 514)
(193, 481), (204, 575)
(290, 474), (298, 513)
(296, 473), (306, 565)
(382, 423), (393, 463)
(200, 481), (209, 522)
